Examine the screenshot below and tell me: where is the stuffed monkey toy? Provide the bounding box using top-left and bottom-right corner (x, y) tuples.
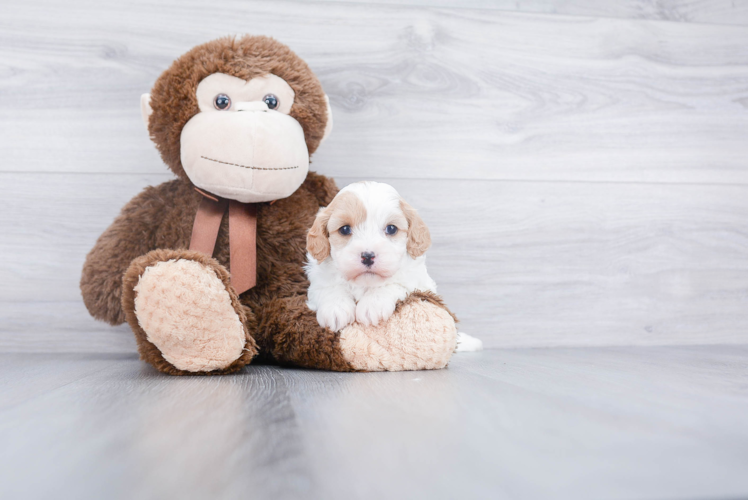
(80, 36), (457, 375)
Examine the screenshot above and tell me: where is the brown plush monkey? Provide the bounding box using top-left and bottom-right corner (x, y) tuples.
(80, 36), (457, 375)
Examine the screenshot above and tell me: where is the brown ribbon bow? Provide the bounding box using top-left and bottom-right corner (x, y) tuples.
(189, 188), (257, 295)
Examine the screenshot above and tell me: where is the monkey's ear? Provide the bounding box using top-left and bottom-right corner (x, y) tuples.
(320, 94), (333, 144)
(140, 93), (153, 129)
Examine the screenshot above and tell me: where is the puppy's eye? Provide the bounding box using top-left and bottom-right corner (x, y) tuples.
(263, 94), (279, 110)
(385, 225), (398, 236)
(338, 225), (352, 236)
(214, 94), (231, 110)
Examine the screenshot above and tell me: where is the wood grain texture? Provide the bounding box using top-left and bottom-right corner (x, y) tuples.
(1, 348), (748, 499)
(327, 0), (748, 26)
(1, 0), (747, 353)
(1, 0), (747, 184)
(0, 302), (136, 353)
(2, 173), (747, 351)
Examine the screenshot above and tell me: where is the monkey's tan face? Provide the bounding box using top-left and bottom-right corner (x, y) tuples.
(147, 72), (310, 203)
(142, 68), (332, 202)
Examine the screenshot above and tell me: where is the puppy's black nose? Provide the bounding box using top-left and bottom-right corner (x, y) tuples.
(361, 251), (375, 267)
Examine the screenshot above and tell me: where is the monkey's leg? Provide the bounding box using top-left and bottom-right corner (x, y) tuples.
(336, 291), (458, 372)
(122, 249), (258, 375)
(255, 291), (457, 372)
(253, 295), (355, 371)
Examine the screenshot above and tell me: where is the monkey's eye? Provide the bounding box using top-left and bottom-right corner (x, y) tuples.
(214, 94), (231, 110)
(385, 225), (398, 236)
(338, 225), (352, 236)
(263, 94), (279, 110)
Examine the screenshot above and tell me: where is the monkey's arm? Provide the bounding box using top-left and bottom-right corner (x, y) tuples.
(80, 181), (182, 325)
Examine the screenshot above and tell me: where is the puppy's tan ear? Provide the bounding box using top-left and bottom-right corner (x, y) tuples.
(307, 207), (332, 262)
(401, 200), (431, 258)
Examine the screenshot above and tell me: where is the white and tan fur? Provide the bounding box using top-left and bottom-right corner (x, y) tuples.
(305, 181), (482, 352)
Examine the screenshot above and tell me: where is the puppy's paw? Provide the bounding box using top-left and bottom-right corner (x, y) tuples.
(316, 299), (356, 332)
(355, 294), (397, 327)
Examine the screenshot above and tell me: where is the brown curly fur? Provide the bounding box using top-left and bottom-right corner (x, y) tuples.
(82, 171), (351, 374)
(148, 35), (329, 180)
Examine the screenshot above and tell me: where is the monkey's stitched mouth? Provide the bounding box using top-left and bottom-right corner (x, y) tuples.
(201, 156), (299, 171)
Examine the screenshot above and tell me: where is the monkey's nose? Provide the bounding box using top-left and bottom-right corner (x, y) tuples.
(361, 252), (375, 267)
(235, 101), (269, 112)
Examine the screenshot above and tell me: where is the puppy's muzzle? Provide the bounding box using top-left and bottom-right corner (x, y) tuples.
(361, 251), (375, 268)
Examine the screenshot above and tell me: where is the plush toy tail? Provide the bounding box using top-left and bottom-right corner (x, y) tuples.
(455, 332), (483, 352)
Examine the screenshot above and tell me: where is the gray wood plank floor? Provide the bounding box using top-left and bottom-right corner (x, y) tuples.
(1, 347), (747, 500)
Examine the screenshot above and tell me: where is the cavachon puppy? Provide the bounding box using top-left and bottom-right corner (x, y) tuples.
(305, 181), (482, 352)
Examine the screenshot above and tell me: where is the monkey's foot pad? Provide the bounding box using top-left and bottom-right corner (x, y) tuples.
(339, 296), (457, 371)
(133, 259), (246, 372)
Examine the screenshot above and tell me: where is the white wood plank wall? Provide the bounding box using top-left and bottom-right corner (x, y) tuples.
(327, 0), (748, 26)
(1, 0), (747, 352)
